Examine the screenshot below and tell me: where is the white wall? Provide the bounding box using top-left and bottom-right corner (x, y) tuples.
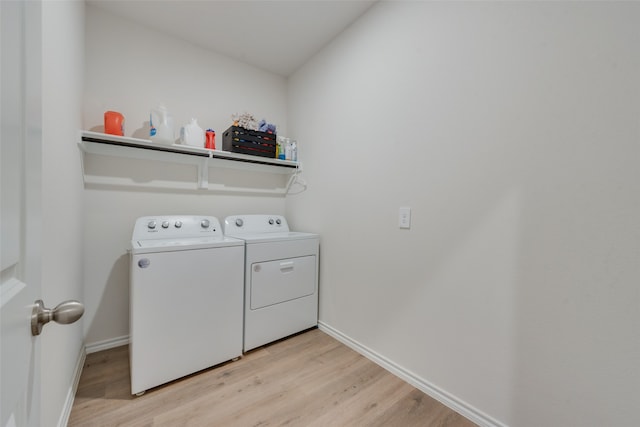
(41, 0), (85, 425)
(84, 4), (288, 141)
(82, 5), (289, 346)
(287, 2), (640, 426)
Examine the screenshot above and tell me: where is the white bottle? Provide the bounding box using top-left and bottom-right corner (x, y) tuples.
(150, 105), (174, 145)
(291, 140), (298, 162)
(180, 118), (205, 147)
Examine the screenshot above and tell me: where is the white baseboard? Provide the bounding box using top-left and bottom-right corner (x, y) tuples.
(84, 335), (129, 354)
(318, 321), (506, 427)
(57, 345), (86, 427)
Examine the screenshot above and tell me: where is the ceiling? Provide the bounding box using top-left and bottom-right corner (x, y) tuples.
(88, 0), (377, 77)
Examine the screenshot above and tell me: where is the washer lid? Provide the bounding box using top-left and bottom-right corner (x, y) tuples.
(130, 236), (244, 254)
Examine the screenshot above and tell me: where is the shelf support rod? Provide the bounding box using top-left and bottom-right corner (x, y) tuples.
(197, 158), (209, 189)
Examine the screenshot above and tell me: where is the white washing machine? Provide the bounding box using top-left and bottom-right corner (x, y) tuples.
(129, 215), (244, 395)
(224, 214), (319, 352)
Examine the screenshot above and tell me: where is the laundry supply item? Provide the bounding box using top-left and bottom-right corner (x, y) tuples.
(258, 119), (276, 134)
(205, 129), (216, 150)
(104, 111), (124, 136)
(284, 138), (292, 160)
(276, 136), (285, 160)
(232, 112), (258, 131)
(222, 126), (277, 158)
(149, 105), (175, 145)
(181, 118), (205, 147)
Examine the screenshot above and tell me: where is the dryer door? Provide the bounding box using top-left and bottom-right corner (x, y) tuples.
(250, 255), (316, 310)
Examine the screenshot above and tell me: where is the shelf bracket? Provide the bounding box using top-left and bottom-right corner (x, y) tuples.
(197, 158), (209, 189)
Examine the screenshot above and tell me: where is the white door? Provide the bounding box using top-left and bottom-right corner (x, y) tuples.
(1, 1), (43, 426)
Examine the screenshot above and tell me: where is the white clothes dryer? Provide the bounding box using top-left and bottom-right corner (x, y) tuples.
(129, 215), (244, 395)
(223, 215), (319, 352)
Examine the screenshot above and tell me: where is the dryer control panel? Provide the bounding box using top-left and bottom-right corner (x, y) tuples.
(224, 214), (289, 235)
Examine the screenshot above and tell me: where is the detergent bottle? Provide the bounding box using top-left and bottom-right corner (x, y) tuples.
(149, 105), (174, 145)
(104, 111), (124, 136)
(180, 118), (205, 147)
(205, 129), (216, 150)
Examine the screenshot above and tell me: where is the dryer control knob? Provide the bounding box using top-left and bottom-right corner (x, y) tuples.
(276, 218), (282, 225)
(269, 218), (274, 225)
(201, 219), (210, 228)
(175, 221), (182, 228)
(235, 218), (244, 227)
(147, 221), (156, 229)
(161, 221), (170, 228)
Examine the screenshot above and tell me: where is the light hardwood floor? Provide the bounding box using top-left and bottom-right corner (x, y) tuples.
(69, 328), (477, 426)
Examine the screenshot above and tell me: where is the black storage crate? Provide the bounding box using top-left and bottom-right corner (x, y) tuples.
(222, 126), (276, 158)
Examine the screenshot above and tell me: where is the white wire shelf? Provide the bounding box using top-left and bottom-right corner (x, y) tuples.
(78, 130), (300, 192)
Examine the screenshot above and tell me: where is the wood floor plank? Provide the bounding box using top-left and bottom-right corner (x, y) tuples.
(68, 329), (477, 427)
(304, 369), (415, 427)
(154, 336), (363, 425)
(208, 355), (376, 426)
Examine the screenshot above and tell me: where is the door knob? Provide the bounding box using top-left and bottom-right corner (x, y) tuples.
(31, 299), (84, 336)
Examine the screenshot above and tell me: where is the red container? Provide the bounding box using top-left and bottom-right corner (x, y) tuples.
(104, 111), (124, 136)
(205, 129), (216, 150)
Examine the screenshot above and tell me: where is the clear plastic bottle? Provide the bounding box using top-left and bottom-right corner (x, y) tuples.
(284, 138), (292, 160)
(277, 136), (286, 160)
(291, 139), (298, 162)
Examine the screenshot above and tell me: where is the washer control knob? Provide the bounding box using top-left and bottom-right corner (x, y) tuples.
(161, 221), (170, 228)
(175, 221), (182, 228)
(147, 221), (156, 229)
(201, 219), (210, 228)
(269, 218), (274, 225)
(235, 218), (244, 227)
(276, 218), (282, 225)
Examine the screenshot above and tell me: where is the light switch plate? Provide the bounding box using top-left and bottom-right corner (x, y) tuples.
(399, 207), (411, 229)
